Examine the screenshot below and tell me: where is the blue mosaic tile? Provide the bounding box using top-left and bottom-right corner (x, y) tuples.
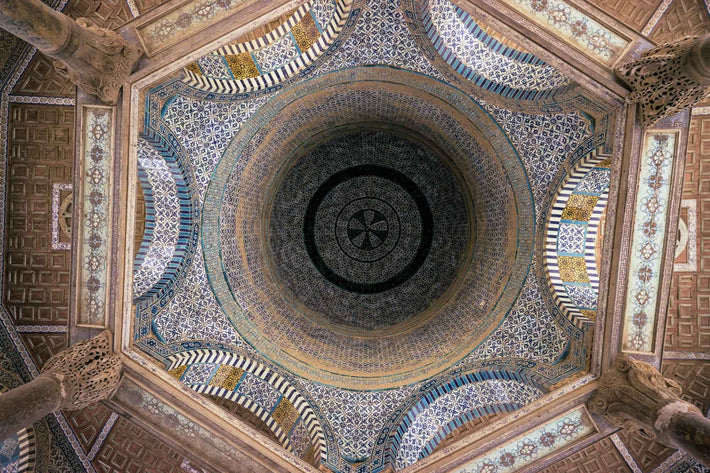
(252, 33), (299, 73)
(289, 419), (312, 456)
(575, 167), (611, 194)
(196, 55), (232, 79)
(558, 222), (586, 255)
(182, 363), (216, 384)
(311, 0), (337, 30)
(565, 284), (597, 309)
(302, 380), (418, 461)
(236, 372), (282, 412)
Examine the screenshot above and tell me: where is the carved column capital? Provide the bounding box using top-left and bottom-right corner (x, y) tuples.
(590, 355), (703, 445)
(51, 18), (142, 105)
(41, 330), (123, 410)
(616, 34), (710, 127)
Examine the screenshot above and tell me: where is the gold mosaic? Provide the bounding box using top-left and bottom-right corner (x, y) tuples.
(210, 365), (244, 391)
(580, 309), (597, 320)
(562, 194), (599, 222)
(558, 256), (589, 283)
(225, 53), (260, 80)
(292, 14), (320, 52)
(272, 397), (299, 432)
(185, 62), (202, 76)
(168, 365), (187, 380)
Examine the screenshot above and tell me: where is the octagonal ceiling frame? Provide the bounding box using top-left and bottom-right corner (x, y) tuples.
(63, 0), (691, 471)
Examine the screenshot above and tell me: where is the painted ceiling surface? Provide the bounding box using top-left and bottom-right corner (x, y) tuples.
(132, 0), (613, 469)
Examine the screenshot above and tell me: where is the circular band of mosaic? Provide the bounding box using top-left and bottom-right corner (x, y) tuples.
(202, 66), (534, 390)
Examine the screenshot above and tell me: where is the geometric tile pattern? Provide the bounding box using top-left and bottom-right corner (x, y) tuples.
(18, 332), (67, 369)
(545, 148), (611, 326)
(623, 132), (678, 352)
(4, 104), (74, 326)
(424, 0), (570, 99)
(391, 377), (543, 468)
(183, 0), (351, 94)
(539, 437), (632, 473)
(650, 0), (710, 45)
(302, 380), (418, 462)
(236, 372), (282, 413)
(617, 429), (675, 473)
(666, 115), (710, 352)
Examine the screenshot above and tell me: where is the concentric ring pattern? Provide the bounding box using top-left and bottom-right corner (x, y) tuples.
(201, 66), (534, 389)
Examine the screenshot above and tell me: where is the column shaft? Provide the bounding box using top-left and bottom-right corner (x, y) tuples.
(0, 375), (63, 442)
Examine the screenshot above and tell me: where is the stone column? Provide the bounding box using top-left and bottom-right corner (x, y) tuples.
(0, 0), (142, 104)
(590, 355), (710, 467)
(0, 331), (122, 442)
(616, 34), (710, 127)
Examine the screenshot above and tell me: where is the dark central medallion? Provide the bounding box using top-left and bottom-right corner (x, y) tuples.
(347, 208), (388, 250)
(303, 165), (433, 294)
(267, 129), (470, 330)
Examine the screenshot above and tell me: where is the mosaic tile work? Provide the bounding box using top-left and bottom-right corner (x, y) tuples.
(394, 379), (541, 468)
(202, 67), (534, 389)
(424, 0), (570, 99)
(452, 406), (596, 473)
(623, 132), (677, 353)
(497, 0), (628, 65)
(77, 106), (114, 327)
(136, 0), (247, 55)
(166, 350), (326, 461)
(301, 380), (419, 461)
(183, 0), (353, 94)
(545, 148), (612, 326)
(132, 139), (180, 298)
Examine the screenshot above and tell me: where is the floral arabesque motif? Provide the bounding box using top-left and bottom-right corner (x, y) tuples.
(499, 0), (628, 65)
(79, 108), (113, 326)
(622, 133), (676, 352)
(454, 407), (594, 473)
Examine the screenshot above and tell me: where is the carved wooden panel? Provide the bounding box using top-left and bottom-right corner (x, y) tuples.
(65, 0), (133, 30)
(650, 0), (710, 45)
(666, 116), (710, 351)
(92, 417), (189, 473)
(592, 0), (663, 31)
(11, 53), (74, 97)
(5, 104), (74, 326)
(540, 437), (631, 473)
(616, 430), (675, 472)
(0, 31), (19, 72)
(661, 359), (710, 412)
(65, 403), (113, 453)
(19, 333), (68, 368)
(133, 0), (171, 14)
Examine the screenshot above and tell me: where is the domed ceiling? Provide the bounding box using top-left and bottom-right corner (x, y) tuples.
(130, 0), (614, 469)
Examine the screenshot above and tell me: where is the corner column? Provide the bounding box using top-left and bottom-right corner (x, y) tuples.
(590, 355), (710, 467)
(0, 0), (142, 104)
(0, 331), (122, 441)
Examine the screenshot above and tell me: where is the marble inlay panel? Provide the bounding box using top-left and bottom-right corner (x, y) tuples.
(77, 106), (114, 327)
(452, 406), (596, 473)
(622, 132), (677, 353)
(497, 0), (628, 65)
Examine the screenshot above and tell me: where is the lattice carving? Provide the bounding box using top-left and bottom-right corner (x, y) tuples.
(616, 35), (710, 127)
(589, 355), (701, 445)
(41, 331), (122, 410)
(52, 18), (142, 104)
